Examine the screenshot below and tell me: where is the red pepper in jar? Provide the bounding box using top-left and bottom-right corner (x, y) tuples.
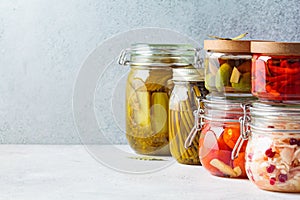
(223, 125), (247, 151)
(199, 123), (247, 178)
(251, 42), (300, 101)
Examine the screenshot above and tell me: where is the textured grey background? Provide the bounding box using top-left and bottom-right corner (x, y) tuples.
(0, 0), (299, 144)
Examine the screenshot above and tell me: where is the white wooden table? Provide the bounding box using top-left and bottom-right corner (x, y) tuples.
(0, 145), (298, 200)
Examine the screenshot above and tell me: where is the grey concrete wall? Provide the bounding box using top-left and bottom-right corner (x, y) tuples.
(0, 0), (299, 144)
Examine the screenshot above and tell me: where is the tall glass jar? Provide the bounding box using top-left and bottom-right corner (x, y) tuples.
(119, 44), (196, 155)
(245, 102), (300, 192)
(203, 40), (252, 96)
(169, 68), (208, 165)
(199, 95), (254, 178)
(251, 42), (300, 101)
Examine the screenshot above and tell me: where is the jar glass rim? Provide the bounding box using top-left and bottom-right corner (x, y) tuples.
(126, 43), (197, 67)
(206, 52), (252, 58)
(202, 115), (240, 123)
(250, 124), (300, 133)
(130, 43), (195, 51)
(203, 97), (255, 111)
(172, 67), (204, 81)
(203, 99), (245, 122)
(250, 102), (300, 117)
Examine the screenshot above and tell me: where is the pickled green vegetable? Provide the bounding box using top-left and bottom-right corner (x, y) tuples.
(215, 63), (233, 92)
(231, 72), (251, 91)
(205, 58), (252, 93)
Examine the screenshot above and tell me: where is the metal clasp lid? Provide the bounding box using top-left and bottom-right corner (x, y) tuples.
(194, 48), (204, 68)
(184, 97), (204, 149)
(231, 103), (251, 160)
(118, 48), (130, 66)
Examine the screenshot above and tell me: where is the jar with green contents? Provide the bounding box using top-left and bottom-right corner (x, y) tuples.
(204, 40), (252, 96)
(119, 43), (196, 155)
(169, 68), (208, 164)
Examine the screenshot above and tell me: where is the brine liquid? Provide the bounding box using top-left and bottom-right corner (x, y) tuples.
(169, 110), (200, 165)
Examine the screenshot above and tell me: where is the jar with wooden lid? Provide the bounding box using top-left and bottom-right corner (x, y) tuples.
(203, 40), (252, 96)
(169, 68), (208, 165)
(251, 42), (300, 101)
(119, 43), (197, 155)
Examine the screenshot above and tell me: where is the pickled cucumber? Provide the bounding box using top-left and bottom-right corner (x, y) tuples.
(215, 63), (233, 92)
(151, 92), (168, 135)
(204, 58), (251, 94)
(205, 73), (215, 91)
(231, 72), (251, 91)
(126, 68), (172, 155)
(230, 67), (241, 84)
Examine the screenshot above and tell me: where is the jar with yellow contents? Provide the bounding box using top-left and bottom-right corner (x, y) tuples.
(169, 68), (208, 164)
(119, 43), (197, 155)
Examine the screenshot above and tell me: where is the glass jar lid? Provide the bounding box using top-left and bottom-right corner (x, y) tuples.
(203, 95), (254, 122)
(250, 101), (300, 119)
(205, 94), (256, 109)
(172, 67), (204, 82)
(251, 42), (300, 55)
(249, 101), (300, 133)
(118, 43), (197, 67)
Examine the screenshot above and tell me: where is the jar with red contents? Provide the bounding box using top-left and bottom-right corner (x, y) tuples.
(245, 102), (300, 193)
(251, 42), (300, 101)
(198, 95), (255, 178)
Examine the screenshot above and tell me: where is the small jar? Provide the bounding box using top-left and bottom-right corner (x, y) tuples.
(199, 95), (254, 178)
(169, 68), (208, 165)
(246, 102), (300, 192)
(251, 42), (300, 101)
(203, 40), (252, 96)
(119, 43), (196, 155)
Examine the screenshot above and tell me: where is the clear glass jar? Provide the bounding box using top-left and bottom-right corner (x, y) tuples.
(169, 68), (208, 165)
(199, 95), (254, 178)
(251, 42), (300, 101)
(119, 44), (196, 155)
(246, 102), (300, 192)
(203, 40), (252, 96)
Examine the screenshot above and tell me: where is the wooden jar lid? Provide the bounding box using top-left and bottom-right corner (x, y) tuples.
(251, 42), (300, 55)
(204, 40), (251, 53)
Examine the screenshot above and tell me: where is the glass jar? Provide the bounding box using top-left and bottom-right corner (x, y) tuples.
(119, 43), (196, 155)
(199, 95), (254, 178)
(203, 40), (252, 96)
(169, 68), (208, 165)
(251, 42), (300, 101)
(245, 102), (300, 192)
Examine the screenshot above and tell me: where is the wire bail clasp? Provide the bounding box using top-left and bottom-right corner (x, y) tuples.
(184, 97), (204, 149)
(194, 48), (204, 68)
(231, 103), (251, 160)
(118, 48), (130, 66)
